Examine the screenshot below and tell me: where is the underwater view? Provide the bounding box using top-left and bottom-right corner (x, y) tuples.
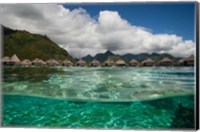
(2, 67), (195, 129)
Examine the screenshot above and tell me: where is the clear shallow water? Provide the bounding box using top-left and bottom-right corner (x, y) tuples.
(2, 94), (194, 128)
(3, 67), (194, 102)
(2, 67), (195, 128)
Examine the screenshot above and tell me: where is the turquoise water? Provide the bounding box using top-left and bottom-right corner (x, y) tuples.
(2, 67), (195, 129)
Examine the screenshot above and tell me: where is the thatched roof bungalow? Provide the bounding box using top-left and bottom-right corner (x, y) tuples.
(104, 57), (114, 67)
(62, 60), (73, 66)
(158, 57), (173, 66)
(115, 59), (127, 66)
(141, 58), (155, 66)
(184, 55), (194, 66)
(178, 59), (184, 65)
(90, 59), (100, 67)
(32, 58), (47, 66)
(76, 59), (86, 66)
(46, 59), (59, 66)
(1, 54), (21, 66)
(1, 56), (10, 62)
(129, 59), (139, 66)
(32, 58), (40, 65)
(21, 59), (32, 66)
(41, 60), (47, 66)
(178, 55), (194, 66)
(10, 54), (21, 65)
(1, 56), (12, 65)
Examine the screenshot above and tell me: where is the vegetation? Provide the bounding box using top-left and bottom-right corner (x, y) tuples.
(3, 26), (75, 62)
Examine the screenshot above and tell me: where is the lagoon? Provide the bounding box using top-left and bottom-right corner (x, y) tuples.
(2, 67), (195, 128)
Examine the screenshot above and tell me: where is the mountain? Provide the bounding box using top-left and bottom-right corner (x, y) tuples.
(121, 52), (176, 63)
(82, 50), (114, 62)
(94, 50), (114, 62)
(104, 50), (114, 56)
(82, 50), (180, 63)
(3, 26), (75, 62)
(82, 54), (93, 62)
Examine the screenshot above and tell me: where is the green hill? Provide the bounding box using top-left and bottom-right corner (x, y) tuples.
(3, 26), (75, 62)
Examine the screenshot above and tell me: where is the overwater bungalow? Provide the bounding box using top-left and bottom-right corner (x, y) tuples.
(1, 56), (12, 65)
(115, 59), (127, 66)
(141, 58), (155, 66)
(62, 60), (73, 66)
(32, 58), (47, 66)
(32, 58), (40, 66)
(90, 59), (100, 67)
(178, 55), (194, 66)
(76, 60), (86, 66)
(104, 57), (114, 67)
(184, 55), (194, 66)
(178, 59), (184, 66)
(40, 60), (47, 66)
(10, 54), (21, 66)
(21, 59), (32, 66)
(158, 57), (173, 66)
(46, 59), (59, 66)
(129, 59), (139, 66)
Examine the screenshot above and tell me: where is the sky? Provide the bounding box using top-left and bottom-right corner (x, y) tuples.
(0, 3), (196, 58)
(64, 3), (195, 41)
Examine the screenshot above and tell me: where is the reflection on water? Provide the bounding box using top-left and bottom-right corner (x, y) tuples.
(2, 67), (195, 129)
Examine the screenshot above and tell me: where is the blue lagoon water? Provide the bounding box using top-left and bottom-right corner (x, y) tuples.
(2, 67), (195, 129)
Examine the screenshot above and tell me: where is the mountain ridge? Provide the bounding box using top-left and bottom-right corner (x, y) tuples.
(82, 50), (182, 63)
(3, 26), (75, 62)
(2, 26), (184, 63)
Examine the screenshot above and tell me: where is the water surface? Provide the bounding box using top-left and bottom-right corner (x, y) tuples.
(3, 67), (194, 102)
(2, 67), (195, 129)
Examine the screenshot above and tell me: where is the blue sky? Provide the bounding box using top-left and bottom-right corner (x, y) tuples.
(64, 3), (195, 41)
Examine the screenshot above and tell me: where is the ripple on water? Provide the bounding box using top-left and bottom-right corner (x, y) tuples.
(2, 68), (195, 129)
(3, 67), (194, 102)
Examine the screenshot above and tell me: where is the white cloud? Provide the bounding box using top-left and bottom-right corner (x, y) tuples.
(0, 4), (195, 58)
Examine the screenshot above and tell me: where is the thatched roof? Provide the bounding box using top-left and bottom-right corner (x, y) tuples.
(178, 58), (185, 63)
(104, 57), (114, 66)
(46, 59), (52, 63)
(21, 59), (32, 65)
(40, 60), (47, 65)
(32, 58), (47, 65)
(91, 59), (100, 66)
(11, 54), (21, 63)
(32, 58), (41, 62)
(115, 59), (126, 65)
(178, 55), (194, 66)
(184, 55), (194, 62)
(105, 59), (114, 63)
(1, 56), (11, 62)
(129, 59), (139, 65)
(141, 58), (155, 66)
(158, 57), (173, 66)
(76, 59), (86, 66)
(62, 60), (73, 66)
(159, 57), (173, 63)
(46, 59), (59, 66)
(142, 58), (155, 64)
(178, 55), (194, 64)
